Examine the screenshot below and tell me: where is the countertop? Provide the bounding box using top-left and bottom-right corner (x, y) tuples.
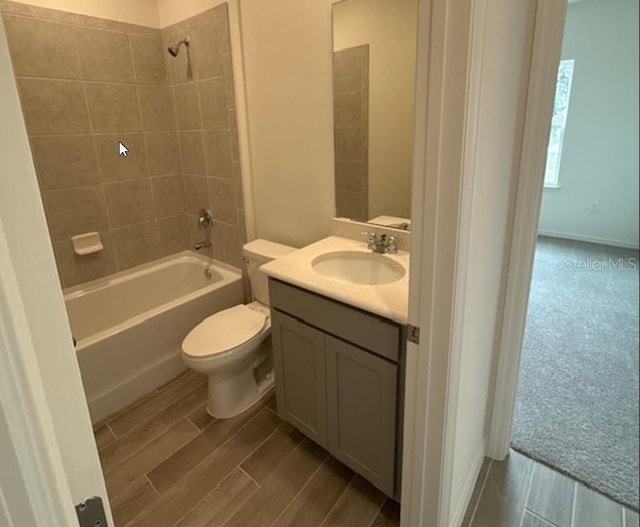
(260, 236), (409, 324)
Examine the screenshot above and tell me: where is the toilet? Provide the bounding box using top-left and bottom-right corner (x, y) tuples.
(181, 239), (295, 419)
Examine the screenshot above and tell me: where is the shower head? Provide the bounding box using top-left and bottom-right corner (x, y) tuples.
(167, 36), (191, 57)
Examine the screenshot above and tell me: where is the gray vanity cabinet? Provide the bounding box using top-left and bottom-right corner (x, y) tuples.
(325, 335), (398, 495)
(271, 310), (328, 448)
(269, 278), (403, 498)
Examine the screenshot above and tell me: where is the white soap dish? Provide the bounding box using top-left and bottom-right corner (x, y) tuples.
(72, 232), (103, 256)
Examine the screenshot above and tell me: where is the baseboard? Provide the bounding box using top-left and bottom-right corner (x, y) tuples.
(450, 443), (487, 527)
(537, 229), (639, 249)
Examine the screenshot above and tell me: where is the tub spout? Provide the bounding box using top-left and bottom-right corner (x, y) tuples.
(193, 240), (212, 252)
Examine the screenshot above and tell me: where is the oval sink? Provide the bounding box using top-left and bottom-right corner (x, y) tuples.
(311, 251), (405, 285)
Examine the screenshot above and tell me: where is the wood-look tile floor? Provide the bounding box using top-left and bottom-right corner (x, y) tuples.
(93, 371), (400, 527)
(462, 450), (640, 527)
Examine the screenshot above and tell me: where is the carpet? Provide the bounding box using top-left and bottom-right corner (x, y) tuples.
(512, 236), (639, 510)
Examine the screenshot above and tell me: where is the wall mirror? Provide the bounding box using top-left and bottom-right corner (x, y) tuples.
(332, 0), (418, 230)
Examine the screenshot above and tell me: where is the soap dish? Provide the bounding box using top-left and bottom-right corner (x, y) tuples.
(72, 232), (103, 256)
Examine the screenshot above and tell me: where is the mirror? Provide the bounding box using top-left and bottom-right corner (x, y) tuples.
(332, 0), (418, 230)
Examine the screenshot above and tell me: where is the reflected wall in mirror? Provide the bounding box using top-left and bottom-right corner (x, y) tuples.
(332, 0), (418, 229)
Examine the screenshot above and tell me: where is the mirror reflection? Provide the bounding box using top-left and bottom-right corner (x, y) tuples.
(332, 0), (418, 229)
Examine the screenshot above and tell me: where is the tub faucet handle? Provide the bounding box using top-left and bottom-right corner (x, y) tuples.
(198, 209), (213, 230)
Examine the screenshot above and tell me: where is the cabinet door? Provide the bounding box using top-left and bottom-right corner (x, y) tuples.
(326, 335), (398, 496)
(271, 310), (328, 447)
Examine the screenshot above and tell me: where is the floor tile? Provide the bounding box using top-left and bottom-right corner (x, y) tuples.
(626, 508), (639, 527)
(272, 456), (353, 527)
(105, 419), (199, 499)
(109, 371), (205, 436)
(573, 485), (623, 527)
(128, 409), (280, 527)
(471, 451), (533, 527)
(370, 499), (401, 527)
(525, 462), (575, 527)
(240, 422), (305, 485)
(100, 384), (207, 473)
(94, 425), (117, 451)
(174, 468), (257, 527)
(224, 439), (328, 527)
(187, 403), (216, 430)
(110, 477), (158, 526)
(319, 474), (386, 527)
(521, 511), (555, 527)
(147, 396), (274, 493)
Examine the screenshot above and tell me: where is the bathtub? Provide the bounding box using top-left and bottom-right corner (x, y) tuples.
(64, 251), (244, 424)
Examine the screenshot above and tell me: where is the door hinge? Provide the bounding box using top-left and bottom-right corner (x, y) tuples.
(76, 496), (107, 527)
(407, 324), (420, 344)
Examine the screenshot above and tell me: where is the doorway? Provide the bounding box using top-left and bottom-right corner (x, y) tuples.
(511, 0), (639, 511)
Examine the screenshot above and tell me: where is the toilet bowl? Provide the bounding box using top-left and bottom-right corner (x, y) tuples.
(181, 240), (295, 419)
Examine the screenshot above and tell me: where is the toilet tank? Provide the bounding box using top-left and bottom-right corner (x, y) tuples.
(242, 239), (296, 305)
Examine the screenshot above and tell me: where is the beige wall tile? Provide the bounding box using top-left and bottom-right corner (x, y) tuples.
(232, 162), (244, 211)
(95, 133), (148, 182)
(138, 85), (176, 131)
(43, 186), (108, 240)
(153, 175), (186, 218)
(335, 160), (363, 192)
(30, 135), (98, 190)
(183, 175), (209, 213)
(203, 130), (232, 179)
(222, 52), (235, 109)
(335, 127), (362, 160)
(333, 47), (368, 93)
(179, 132), (206, 175)
(112, 221), (161, 270)
(207, 178), (236, 225)
(189, 19), (225, 80)
(53, 232), (117, 288)
(334, 92), (363, 127)
(198, 77), (227, 130)
(212, 221), (242, 268)
(75, 26), (134, 83)
(146, 131), (181, 175)
(229, 109), (240, 162)
(18, 79), (90, 135)
(3, 15), (80, 79)
(104, 179), (155, 228)
(336, 191), (364, 220)
(85, 83), (142, 132)
(131, 35), (168, 85)
(158, 215), (190, 256)
(174, 82), (202, 130)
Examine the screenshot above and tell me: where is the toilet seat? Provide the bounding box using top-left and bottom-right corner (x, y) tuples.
(182, 304), (268, 358)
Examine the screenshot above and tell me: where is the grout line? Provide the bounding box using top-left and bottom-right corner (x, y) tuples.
(524, 509), (559, 526)
(519, 462), (536, 527)
(367, 497), (387, 527)
(318, 473), (356, 527)
(145, 475), (161, 497)
(267, 451), (330, 527)
(570, 482), (577, 527)
(237, 465), (260, 489)
(468, 458), (493, 527)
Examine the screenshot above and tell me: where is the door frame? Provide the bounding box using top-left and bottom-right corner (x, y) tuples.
(401, 0), (488, 525)
(487, 0), (568, 459)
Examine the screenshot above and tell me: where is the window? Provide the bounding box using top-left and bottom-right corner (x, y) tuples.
(544, 59), (575, 187)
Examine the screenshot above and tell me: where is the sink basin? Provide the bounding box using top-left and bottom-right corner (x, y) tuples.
(311, 251), (405, 285)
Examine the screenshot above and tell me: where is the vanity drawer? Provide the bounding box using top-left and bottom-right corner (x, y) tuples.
(268, 278), (400, 362)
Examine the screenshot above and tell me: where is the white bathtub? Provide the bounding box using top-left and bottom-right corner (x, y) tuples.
(64, 251), (243, 423)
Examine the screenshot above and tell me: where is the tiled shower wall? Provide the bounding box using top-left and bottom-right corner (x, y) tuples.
(162, 4), (246, 268)
(333, 45), (369, 222)
(0, 1), (246, 288)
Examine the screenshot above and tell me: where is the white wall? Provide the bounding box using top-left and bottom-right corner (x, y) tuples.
(449, 0), (532, 521)
(240, 0), (336, 247)
(333, 0), (417, 220)
(8, 0), (159, 26)
(538, 0), (639, 248)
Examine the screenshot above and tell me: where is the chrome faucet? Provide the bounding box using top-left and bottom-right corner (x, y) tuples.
(193, 239), (212, 252)
(362, 232), (398, 254)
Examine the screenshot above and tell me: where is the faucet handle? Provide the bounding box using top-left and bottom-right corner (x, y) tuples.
(385, 235), (398, 254)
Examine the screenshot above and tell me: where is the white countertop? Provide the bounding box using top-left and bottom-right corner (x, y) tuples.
(260, 236), (409, 324)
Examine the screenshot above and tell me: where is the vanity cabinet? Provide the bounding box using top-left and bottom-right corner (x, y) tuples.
(269, 278), (404, 498)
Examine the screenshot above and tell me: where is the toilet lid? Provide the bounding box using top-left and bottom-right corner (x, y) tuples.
(182, 305), (267, 357)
